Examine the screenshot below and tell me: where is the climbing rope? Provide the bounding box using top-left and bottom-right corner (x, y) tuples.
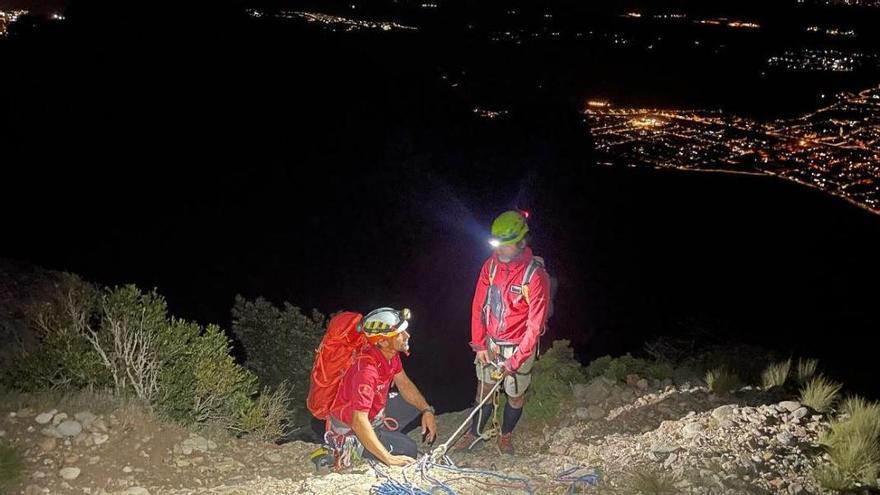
(554, 466), (601, 494)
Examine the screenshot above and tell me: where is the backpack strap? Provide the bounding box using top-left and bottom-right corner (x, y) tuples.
(520, 257), (544, 305)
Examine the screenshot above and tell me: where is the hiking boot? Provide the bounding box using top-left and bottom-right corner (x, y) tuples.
(454, 431), (481, 452)
(498, 432), (515, 455)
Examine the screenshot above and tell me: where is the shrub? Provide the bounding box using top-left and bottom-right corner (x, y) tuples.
(800, 375), (842, 413)
(797, 358), (819, 384)
(627, 469), (678, 495)
(0, 441), (22, 491)
(6, 274), (109, 390)
(231, 296), (325, 424)
(817, 397), (880, 490)
(705, 367), (741, 394)
(525, 340), (586, 422)
(761, 359), (791, 390)
(10, 283), (284, 438)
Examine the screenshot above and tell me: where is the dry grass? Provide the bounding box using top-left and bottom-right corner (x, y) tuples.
(705, 367), (742, 394)
(800, 375), (842, 413)
(761, 359), (791, 390)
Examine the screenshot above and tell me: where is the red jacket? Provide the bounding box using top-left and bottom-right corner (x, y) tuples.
(470, 247), (551, 371)
(329, 345), (402, 426)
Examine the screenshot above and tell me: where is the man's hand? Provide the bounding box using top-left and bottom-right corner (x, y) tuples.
(384, 454), (416, 467)
(421, 412), (437, 443)
(499, 361), (516, 378)
(476, 350), (489, 364)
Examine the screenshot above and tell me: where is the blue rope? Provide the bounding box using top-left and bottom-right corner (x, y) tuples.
(554, 466), (601, 494)
(369, 456), (600, 495)
(429, 462), (535, 494)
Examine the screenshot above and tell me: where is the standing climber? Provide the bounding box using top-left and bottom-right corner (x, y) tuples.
(455, 210), (552, 455)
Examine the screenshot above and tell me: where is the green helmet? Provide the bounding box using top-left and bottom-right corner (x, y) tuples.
(489, 210), (530, 247)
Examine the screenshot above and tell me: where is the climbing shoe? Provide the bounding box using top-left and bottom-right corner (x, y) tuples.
(498, 432), (515, 455)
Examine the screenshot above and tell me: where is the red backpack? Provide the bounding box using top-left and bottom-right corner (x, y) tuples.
(306, 311), (368, 420)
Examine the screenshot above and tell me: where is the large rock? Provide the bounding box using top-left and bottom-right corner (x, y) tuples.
(38, 437), (57, 452)
(57, 420), (83, 437)
(58, 467), (80, 480)
(681, 422), (704, 439)
(574, 378), (613, 405)
(790, 408), (809, 422)
(35, 412), (55, 425)
(587, 405), (606, 420)
(41, 426), (63, 438)
(778, 401), (801, 413)
(74, 412), (97, 427)
(712, 405), (735, 423)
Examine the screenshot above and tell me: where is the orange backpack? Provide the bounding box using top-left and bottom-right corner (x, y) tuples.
(306, 311), (367, 420)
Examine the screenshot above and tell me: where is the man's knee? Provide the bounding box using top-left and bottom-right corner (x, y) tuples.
(379, 430), (417, 458)
(508, 394), (525, 408)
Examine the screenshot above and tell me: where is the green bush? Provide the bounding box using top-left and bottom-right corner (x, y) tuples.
(9, 283), (285, 439)
(231, 296), (325, 424)
(525, 340), (587, 422)
(584, 353), (674, 383)
(0, 441), (22, 491)
(5, 274), (109, 391)
(800, 375), (842, 414)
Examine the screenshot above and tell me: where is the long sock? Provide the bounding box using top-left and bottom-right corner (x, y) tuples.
(470, 404), (494, 435)
(502, 402), (523, 434)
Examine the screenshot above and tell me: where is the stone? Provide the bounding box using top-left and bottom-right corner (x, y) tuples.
(266, 453), (282, 463)
(35, 412), (54, 425)
(38, 437), (57, 452)
(74, 412), (97, 427)
(574, 378), (612, 405)
(682, 422), (704, 439)
(123, 466), (133, 473)
(637, 379), (649, 390)
(64, 454), (79, 465)
(651, 442), (679, 454)
(41, 427), (63, 438)
(712, 405), (735, 422)
(587, 405), (606, 420)
(88, 418), (108, 433)
(52, 413), (68, 425)
(58, 467), (80, 480)
(57, 420), (83, 437)
(790, 408), (809, 422)
(776, 432), (795, 446)
(626, 374), (641, 387)
(93, 433), (109, 445)
(125, 488), (151, 495)
(574, 407), (591, 421)
(778, 401), (801, 413)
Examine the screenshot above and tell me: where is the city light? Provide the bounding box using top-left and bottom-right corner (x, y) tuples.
(585, 85), (880, 214)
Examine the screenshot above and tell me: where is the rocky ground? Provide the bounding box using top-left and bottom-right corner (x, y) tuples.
(1, 376), (839, 494)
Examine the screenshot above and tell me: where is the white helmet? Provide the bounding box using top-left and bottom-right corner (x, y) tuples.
(358, 307), (412, 340)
